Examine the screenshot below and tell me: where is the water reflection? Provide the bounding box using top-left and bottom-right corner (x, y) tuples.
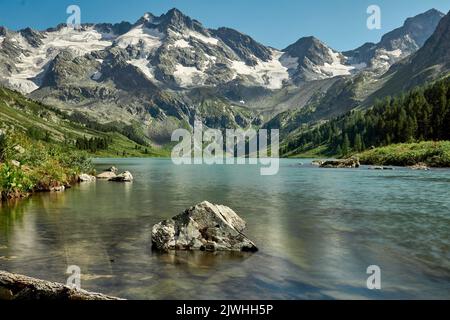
(0, 159), (449, 299)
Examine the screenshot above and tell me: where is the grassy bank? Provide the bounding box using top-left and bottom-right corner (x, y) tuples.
(356, 141), (450, 167)
(0, 130), (94, 200)
(0, 86), (174, 200)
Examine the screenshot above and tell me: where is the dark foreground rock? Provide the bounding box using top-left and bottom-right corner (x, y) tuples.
(0, 271), (121, 300)
(152, 201), (258, 253)
(320, 157), (360, 168)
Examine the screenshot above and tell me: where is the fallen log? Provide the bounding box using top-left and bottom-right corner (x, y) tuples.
(0, 271), (122, 300)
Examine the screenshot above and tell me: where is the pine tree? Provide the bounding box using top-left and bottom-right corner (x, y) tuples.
(354, 134), (363, 152)
(341, 134), (350, 156)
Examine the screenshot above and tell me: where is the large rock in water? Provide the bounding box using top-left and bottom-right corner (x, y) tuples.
(97, 172), (115, 179)
(108, 171), (133, 182)
(78, 174), (96, 182)
(152, 201), (258, 253)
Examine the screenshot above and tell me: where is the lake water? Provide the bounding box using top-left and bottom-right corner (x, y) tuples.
(0, 158), (449, 299)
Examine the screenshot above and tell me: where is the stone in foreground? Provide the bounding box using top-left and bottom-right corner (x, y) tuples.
(152, 201), (258, 253)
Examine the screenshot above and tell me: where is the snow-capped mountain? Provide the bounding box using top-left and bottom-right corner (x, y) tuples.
(343, 9), (444, 74)
(0, 8), (444, 94)
(0, 8), (446, 143)
(0, 8), (296, 94)
(281, 36), (364, 83)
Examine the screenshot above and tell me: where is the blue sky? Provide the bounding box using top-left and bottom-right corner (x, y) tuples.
(0, 0), (449, 51)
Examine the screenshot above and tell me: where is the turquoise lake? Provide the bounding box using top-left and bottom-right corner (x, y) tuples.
(0, 158), (449, 299)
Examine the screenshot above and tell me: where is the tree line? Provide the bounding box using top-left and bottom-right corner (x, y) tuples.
(75, 136), (111, 153)
(283, 77), (450, 156)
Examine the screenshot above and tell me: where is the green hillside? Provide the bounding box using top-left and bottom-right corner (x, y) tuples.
(0, 87), (169, 158)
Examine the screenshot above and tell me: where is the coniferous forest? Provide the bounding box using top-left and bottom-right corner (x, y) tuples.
(283, 77), (450, 156)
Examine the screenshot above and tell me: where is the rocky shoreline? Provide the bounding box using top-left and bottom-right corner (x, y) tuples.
(311, 157), (432, 170)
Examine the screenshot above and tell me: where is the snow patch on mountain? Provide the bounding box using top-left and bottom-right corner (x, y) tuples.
(171, 39), (191, 48)
(115, 25), (164, 50)
(188, 31), (219, 45)
(174, 64), (205, 86)
(313, 49), (355, 77)
(5, 78), (39, 94)
(370, 48), (404, 71)
(231, 51), (289, 89)
(5, 27), (114, 93)
(128, 58), (156, 80)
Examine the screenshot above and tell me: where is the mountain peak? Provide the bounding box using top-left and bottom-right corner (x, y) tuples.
(289, 36), (323, 47)
(166, 8), (184, 18)
(160, 8), (190, 25)
(135, 12), (156, 25)
(283, 36), (335, 63)
(146, 8), (205, 33)
(380, 8), (445, 49)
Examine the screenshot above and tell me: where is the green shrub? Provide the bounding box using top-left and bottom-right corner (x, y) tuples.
(0, 164), (34, 199)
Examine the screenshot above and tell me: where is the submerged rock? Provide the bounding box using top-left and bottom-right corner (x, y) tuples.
(369, 166), (395, 170)
(152, 201), (258, 253)
(320, 157), (360, 168)
(108, 171), (133, 182)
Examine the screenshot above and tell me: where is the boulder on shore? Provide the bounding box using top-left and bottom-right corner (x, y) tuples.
(0, 271), (121, 300)
(108, 171), (133, 182)
(311, 160), (324, 166)
(320, 157), (360, 168)
(409, 163), (430, 171)
(50, 185), (65, 192)
(152, 201), (258, 253)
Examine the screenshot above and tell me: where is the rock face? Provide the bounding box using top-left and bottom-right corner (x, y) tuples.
(108, 171), (133, 182)
(0, 271), (121, 300)
(152, 201), (258, 253)
(320, 157), (360, 168)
